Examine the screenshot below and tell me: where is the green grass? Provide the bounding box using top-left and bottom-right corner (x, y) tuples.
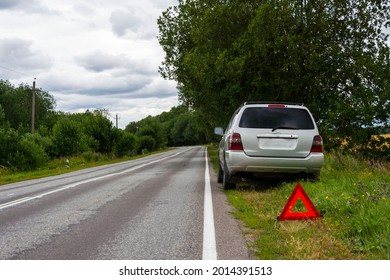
(207, 144), (390, 259)
(0, 149), (171, 186)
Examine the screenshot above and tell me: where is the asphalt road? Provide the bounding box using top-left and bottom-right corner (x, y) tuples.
(0, 146), (251, 260)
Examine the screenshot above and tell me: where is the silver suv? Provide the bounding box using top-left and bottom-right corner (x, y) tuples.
(215, 102), (324, 189)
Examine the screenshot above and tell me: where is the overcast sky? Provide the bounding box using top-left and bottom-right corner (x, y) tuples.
(0, 0), (179, 128)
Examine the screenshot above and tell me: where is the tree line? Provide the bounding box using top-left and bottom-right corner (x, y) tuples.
(158, 0), (390, 159)
(125, 105), (213, 148)
(0, 80), (212, 171)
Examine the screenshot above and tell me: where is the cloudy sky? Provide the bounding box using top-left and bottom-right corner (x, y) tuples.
(0, 0), (179, 128)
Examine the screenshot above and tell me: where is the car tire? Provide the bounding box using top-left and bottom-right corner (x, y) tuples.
(217, 161), (223, 183)
(223, 160), (236, 190)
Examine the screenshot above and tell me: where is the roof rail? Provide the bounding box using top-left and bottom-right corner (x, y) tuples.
(242, 101), (305, 106)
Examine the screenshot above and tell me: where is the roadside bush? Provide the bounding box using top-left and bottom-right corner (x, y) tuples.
(114, 131), (137, 157)
(0, 127), (19, 168)
(9, 136), (49, 171)
(136, 119), (166, 150)
(52, 118), (88, 156)
(24, 132), (56, 158)
(137, 135), (156, 154)
(324, 134), (390, 162)
(82, 111), (115, 153)
(83, 135), (100, 153)
(360, 136), (390, 161)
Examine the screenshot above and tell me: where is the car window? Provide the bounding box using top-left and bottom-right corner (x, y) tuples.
(239, 107), (315, 129)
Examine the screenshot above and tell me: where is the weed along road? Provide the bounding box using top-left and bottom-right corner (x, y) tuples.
(0, 146), (249, 260)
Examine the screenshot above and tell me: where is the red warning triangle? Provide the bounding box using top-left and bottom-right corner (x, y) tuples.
(278, 183), (321, 221)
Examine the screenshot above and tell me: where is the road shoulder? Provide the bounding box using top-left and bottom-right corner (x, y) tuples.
(208, 159), (254, 260)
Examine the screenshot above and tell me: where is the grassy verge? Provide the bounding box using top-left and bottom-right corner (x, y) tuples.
(208, 144), (389, 259)
(0, 149), (171, 186)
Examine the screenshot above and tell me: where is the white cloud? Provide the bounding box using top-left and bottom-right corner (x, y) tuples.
(0, 38), (52, 79)
(110, 7), (141, 37)
(109, 5), (159, 39)
(75, 51), (131, 73)
(71, 2), (96, 16)
(0, 0), (60, 15)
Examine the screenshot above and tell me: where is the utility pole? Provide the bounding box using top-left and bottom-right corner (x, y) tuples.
(115, 114), (120, 129)
(31, 78), (36, 134)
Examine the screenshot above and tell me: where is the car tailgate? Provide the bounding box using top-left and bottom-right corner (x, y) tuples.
(239, 128), (314, 158)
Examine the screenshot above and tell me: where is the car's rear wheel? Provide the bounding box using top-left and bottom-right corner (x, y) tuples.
(223, 160), (236, 190)
(217, 161), (223, 183)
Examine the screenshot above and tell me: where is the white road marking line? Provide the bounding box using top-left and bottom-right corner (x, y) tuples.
(0, 197), (34, 210)
(0, 148), (193, 211)
(202, 147), (217, 260)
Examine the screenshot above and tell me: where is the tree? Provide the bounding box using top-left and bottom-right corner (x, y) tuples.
(158, 0), (390, 154)
(52, 117), (88, 156)
(170, 113), (190, 146)
(135, 116), (167, 150)
(169, 111), (207, 146)
(9, 134), (49, 171)
(124, 105), (211, 148)
(137, 136), (156, 153)
(114, 130), (137, 157)
(81, 109), (115, 153)
(0, 80), (56, 132)
(0, 128), (50, 171)
(0, 127), (18, 168)
(125, 121), (139, 134)
(0, 104), (6, 127)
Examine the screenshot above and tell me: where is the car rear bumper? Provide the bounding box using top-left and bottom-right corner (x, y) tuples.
(225, 151), (324, 174)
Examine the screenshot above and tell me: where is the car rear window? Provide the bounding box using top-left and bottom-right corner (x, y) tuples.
(239, 107), (315, 129)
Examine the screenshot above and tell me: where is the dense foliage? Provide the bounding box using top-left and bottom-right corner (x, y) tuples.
(125, 104), (213, 149)
(158, 0), (390, 158)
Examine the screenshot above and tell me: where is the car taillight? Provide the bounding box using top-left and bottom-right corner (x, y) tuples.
(311, 135), (323, 153)
(228, 133), (244, 151)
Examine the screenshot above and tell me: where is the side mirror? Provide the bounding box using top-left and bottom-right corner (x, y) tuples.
(214, 127), (224, 136)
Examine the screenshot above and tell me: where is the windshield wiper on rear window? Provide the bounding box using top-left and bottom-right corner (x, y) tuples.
(272, 126), (299, 132)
